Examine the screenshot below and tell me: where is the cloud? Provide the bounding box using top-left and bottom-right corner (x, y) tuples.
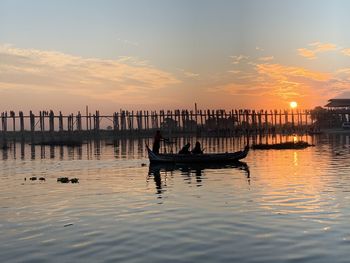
(258, 56), (274, 62)
(0, 44), (180, 104)
(256, 63), (331, 82)
(230, 55), (249, 64)
(341, 48), (350, 56)
(209, 62), (347, 107)
(335, 68), (350, 86)
(309, 42), (337, 51)
(227, 70), (241, 74)
(221, 45), (350, 107)
(255, 63), (338, 99)
(208, 82), (270, 97)
(297, 48), (317, 59)
(177, 68), (199, 78)
(298, 42), (337, 59)
(116, 37), (139, 47)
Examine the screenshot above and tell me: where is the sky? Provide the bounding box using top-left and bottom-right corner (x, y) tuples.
(1, 0), (350, 113)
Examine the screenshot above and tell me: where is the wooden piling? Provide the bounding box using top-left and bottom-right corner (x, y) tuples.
(59, 112), (63, 132)
(10, 111), (15, 132)
(49, 110), (54, 132)
(19, 111), (24, 132)
(30, 111), (35, 132)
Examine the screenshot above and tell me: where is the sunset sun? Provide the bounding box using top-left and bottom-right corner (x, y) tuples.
(290, 101), (298, 109)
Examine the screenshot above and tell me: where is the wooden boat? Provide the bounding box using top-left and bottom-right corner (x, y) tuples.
(147, 145), (249, 164)
(252, 141), (314, 150)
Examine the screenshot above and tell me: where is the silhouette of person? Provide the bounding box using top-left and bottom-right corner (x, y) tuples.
(179, 143), (191, 154)
(152, 130), (163, 154)
(191, 141), (203, 154)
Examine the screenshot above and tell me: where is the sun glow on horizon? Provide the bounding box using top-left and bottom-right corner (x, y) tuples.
(290, 101), (298, 109)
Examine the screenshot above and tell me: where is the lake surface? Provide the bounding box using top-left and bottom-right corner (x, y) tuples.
(1, 134), (350, 263)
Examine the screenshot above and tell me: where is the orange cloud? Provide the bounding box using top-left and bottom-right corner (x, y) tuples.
(298, 42), (337, 59)
(207, 82), (267, 96)
(297, 48), (316, 59)
(309, 42), (337, 52)
(341, 48), (350, 56)
(227, 70), (241, 74)
(255, 63), (335, 102)
(256, 63), (331, 82)
(0, 44), (180, 104)
(210, 62), (343, 108)
(336, 68), (350, 82)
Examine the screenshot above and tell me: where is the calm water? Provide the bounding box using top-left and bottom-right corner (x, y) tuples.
(1, 135), (350, 263)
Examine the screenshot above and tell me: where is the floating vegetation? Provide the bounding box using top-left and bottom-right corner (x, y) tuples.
(24, 177), (77, 183)
(25, 177), (45, 182)
(252, 141), (314, 150)
(57, 177), (69, 183)
(57, 177), (79, 183)
(70, 178), (79, 183)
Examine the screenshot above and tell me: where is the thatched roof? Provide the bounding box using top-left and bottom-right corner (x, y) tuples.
(325, 99), (350, 108)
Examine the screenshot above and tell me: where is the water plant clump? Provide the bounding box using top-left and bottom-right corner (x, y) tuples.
(70, 178), (79, 183)
(57, 177), (70, 183)
(57, 177), (79, 183)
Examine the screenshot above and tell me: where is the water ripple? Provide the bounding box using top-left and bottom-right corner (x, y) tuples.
(1, 136), (350, 262)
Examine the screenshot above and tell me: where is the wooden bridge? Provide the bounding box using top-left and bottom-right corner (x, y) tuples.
(0, 108), (315, 141)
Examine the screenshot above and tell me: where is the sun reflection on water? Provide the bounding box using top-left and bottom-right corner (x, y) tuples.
(293, 151), (298, 166)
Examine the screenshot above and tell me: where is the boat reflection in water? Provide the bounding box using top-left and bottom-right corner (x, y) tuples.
(147, 161), (250, 197)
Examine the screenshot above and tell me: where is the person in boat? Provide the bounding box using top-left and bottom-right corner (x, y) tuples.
(152, 130), (163, 154)
(191, 141), (203, 154)
(178, 143), (191, 154)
